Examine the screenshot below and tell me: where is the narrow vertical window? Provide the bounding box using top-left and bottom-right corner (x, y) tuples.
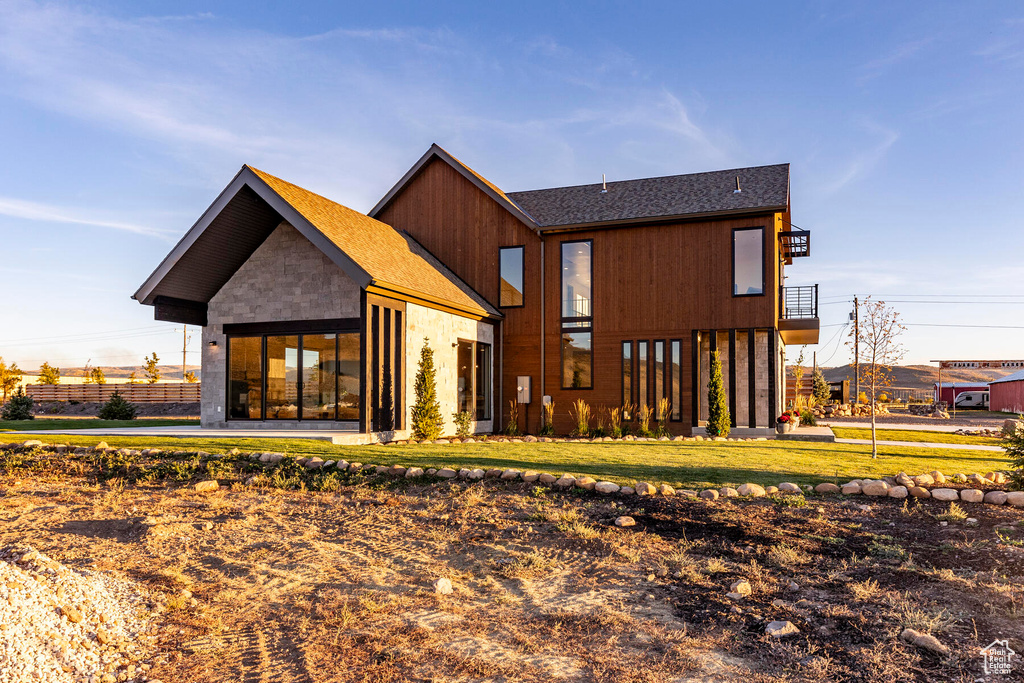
(337, 332), (360, 421)
(476, 342), (491, 420)
(457, 340), (474, 413)
(670, 340), (682, 421)
(654, 340), (665, 416)
(499, 246), (524, 307)
(637, 341), (648, 409)
(621, 341), (632, 416)
(733, 227), (764, 296)
(560, 240), (593, 389)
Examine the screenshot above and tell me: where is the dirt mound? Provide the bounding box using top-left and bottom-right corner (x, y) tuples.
(33, 402), (199, 418)
(0, 545), (158, 683)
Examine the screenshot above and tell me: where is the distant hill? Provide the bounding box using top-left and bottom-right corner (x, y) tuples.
(59, 365), (202, 381)
(788, 364), (1013, 390)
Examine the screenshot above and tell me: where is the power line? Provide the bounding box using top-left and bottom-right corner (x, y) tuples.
(0, 326), (173, 345)
(818, 322), (849, 365)
(903, 323), (1024, 329)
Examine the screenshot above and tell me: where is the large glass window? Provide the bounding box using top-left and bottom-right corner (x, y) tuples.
(670, 340), (682, 421)
(637, 341), (648, 409)
(266, 335), (300, 419)
(654, 340), (665, 416)
(499, 246), (524, 307)
(476, 342), (491, 420)
(561, 240), (593, 389)
(228, 329), (360, 421)
(621, 341), (632, 415)
(301, 334), (337, 420)
(228, 336), (262, 419)
(733, 227), (764, 296)
(457, 340), (474, 413)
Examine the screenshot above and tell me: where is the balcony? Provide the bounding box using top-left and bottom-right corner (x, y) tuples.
(779, 284), (820, 345)
(779, 229), (810, 262)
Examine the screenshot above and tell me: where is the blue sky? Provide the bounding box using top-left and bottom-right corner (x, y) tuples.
(1, 0), (1022, 373)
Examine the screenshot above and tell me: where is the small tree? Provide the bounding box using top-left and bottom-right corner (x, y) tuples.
(0, 357), (24, 401)
(143, 353), (161, 384)
(89, 367), (106, 384)
(411, 339), (443, 440)
(791, 347), (807, 406)
(184, 371), (199, 384)
(848, 297), (906, 457)
(453, 410), (472, 439)
(812, 367), (830, 403)
(98, 391), (137, 420)
(1007, 419), (1024, 489)
(706, 349), (730, 437)
(38, 362), (61, 385)
(1, 386), (33, 420)
(128, 371), (139, 385)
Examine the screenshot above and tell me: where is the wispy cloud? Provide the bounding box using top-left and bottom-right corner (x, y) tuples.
(818, 122), (899, 195)
(0, 197), (174, 239)
(856, 37), (935, 84)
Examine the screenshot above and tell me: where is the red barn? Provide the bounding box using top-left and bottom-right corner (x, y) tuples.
(990, 370), (1024, 414)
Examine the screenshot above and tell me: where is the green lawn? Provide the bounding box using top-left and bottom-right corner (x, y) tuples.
(0, 418), (200, 432)
(3, 433), (1011, 490)
(831, 427), (1004, 447)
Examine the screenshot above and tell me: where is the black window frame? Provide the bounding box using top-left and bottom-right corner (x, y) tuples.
(498, 245), (526, 308)
(560, 239), (594, 390)
(731, 226), (766, 298)
(621, 340), (633, 417)
(456, 337), (493, 422)
(637, 340), (649, 408)
(224, 319), (360, 422)
(670, 339), (682, 422)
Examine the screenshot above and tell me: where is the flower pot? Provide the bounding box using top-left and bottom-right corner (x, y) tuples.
(792, 417), (800, 429)
(776, 422), (791, 434)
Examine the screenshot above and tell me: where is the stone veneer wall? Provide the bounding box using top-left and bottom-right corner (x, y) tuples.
(201, 221), (361, 428)
(405, 303), (495, 436)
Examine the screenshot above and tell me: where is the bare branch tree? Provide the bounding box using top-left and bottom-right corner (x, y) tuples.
(848, 298), (906, 457)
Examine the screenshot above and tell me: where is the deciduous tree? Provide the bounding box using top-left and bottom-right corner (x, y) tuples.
(38, 362), (60, 385)
(0, 357), (23, 401)
(143, 353), (160, 384)
(848, 298), (906, 457)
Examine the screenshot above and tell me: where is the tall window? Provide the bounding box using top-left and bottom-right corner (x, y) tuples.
(654, 340), (665, 417)
(227, 330), (360, 421)
(670, 340), (682, 421)
(561, 240), (593, 389)
(499, 246), (524, 307)
(621, 341), (633, 416)
(637, 341), (648, 409)
(733, 227), (764, 296)
(456, 339), (492, 421)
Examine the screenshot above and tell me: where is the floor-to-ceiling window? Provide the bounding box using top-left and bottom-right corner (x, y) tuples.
(265, 335), (300, 419)
(560, 240), (593, 389)
(227, 336), (262, 419)
(301, 334), (337, 420)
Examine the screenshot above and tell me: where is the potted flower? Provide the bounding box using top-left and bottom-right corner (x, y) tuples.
(791, 408), (801, 429)
(776, 413), (792, 434)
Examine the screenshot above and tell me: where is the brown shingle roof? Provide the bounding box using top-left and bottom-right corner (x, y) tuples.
(507, 163), (790, 228)
(247, 166), (499, 317)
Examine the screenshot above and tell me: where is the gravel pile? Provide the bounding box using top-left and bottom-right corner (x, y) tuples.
(1, 545), (158, 683)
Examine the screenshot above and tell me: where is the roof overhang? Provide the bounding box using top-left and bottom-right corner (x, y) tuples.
(532, 206), (788, 233)
(134, 166), (374, 308)
(369, 144), (541, 233)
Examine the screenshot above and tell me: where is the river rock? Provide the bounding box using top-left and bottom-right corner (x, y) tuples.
(862, 481), (889, 496)
(699, 489), (719, 501)
(595, 481), (620, 494)
(814, 483), (840, 494)
(960, 489), (984, 504)
(738, 483), (766, 497)
(765, 620), (800, 638)
(984, 491), (1007, 505)
(931, 488), (959, 502)
(888, 486), (908, 499)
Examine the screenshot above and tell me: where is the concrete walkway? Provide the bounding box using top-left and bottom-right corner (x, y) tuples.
(834, 437), (1005, 452)
(825, 421), (1001, 433)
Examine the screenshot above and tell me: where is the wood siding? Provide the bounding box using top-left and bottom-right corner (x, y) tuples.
(378, 157), (785, 435)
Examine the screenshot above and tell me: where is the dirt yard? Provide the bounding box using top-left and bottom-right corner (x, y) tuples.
(2, 454), (1022, 682)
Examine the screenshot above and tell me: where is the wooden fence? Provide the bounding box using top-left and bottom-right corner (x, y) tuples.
(26, 383), (201, 403)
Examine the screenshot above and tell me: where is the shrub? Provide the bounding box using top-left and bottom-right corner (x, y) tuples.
(812, 367), (830, 403)
(656, 397), (670, 436)
(857, 391), (868, 405)
(453, 410), (472, 439)
(608, 405), (625, 438)
(540, 401), (555, 436)
(1, 386), (34, 420)
(706, 349), (730, 437)
(1006, 421), (1024, 489)
(506, 400), (522, 436)
(411, 339), (443, 440)
(98, 391), (137, 420)
(570, 399), (591, 437)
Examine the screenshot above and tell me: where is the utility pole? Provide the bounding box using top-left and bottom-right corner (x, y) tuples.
(182, 326), (188, 382)
(853, 296), (860, 404)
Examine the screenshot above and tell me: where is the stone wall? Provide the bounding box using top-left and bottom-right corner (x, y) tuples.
(201, 222), (362, 428)
(405, 303), (495, 436)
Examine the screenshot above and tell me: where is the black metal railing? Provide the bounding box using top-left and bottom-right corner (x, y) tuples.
(779, 230), (811, 258)
(781, 284), (818, 319)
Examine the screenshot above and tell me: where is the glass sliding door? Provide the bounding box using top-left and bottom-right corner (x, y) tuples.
(337, 332), (360, 421)
(476, 342), (491, 420)
(301, 334), (337, 420)
(228, 336), (262, 419)
(265, 335), (300, 419)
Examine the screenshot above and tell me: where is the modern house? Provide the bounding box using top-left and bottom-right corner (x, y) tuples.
(134, 145), (819, 439)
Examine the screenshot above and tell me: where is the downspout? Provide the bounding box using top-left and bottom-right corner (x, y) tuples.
(539, 239), (545, 434)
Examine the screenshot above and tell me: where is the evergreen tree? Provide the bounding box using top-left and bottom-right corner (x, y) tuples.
(98, 391), (137, 420)
(1007, 419), (1024, 489)
(812, 368), (830, 403)
(411, 339), (443, 440)
(706, 349), (730, 437)
(38, 362), (60, 385)
(1, 386), (33, 420)
(143, 353), (161, 384)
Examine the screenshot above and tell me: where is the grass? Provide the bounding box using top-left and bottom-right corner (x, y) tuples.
(831, 427), (1003, 447)
(0, 433), (1010, 489)
(0, 418), (200, 432)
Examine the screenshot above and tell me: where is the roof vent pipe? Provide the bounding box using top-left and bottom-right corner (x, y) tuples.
(601, 174), (607, 194)
(733, 176), (742, 194)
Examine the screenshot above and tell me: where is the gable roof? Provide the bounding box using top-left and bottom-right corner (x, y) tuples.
(990, 369), (1024, 384)
(369, 143), (541, 231)
(506, 164), (790, 229)
(134, 165), (500, 320)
